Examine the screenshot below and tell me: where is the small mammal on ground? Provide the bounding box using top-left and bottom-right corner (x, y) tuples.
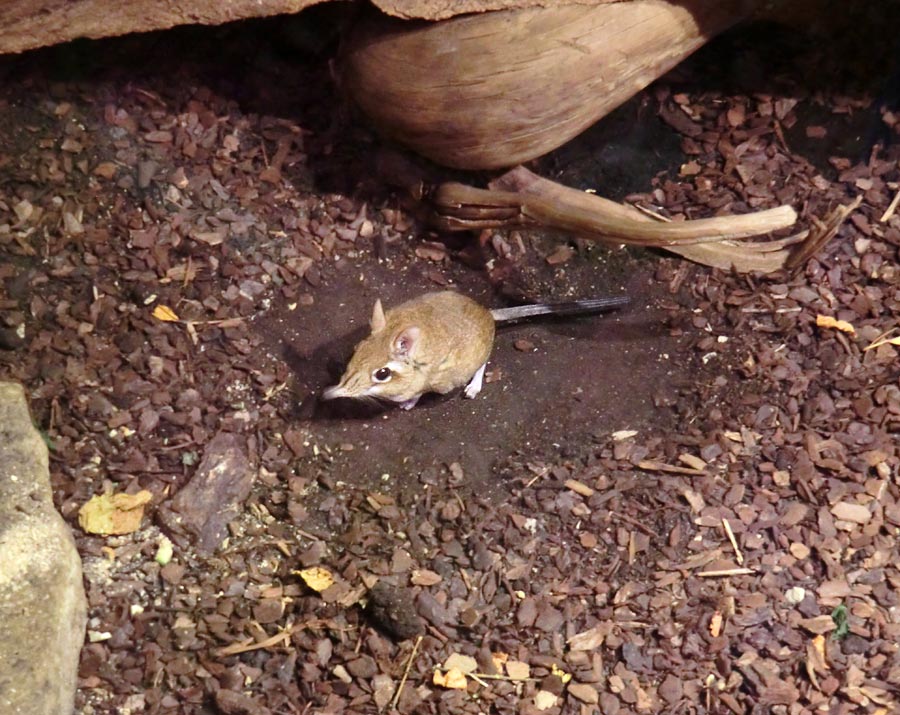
(322, 290), (628, 410)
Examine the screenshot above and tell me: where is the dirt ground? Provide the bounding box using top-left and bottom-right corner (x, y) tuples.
(1, 2), (899, 714)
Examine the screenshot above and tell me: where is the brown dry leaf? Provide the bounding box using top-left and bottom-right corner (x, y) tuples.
(816, 314), (856, 335)
(152, 304), (180, 322)
(296, 567), (335, 593)
(505, 660), (530, 681)
(78, 490), (153, 535)
(433, 668), (468, 690)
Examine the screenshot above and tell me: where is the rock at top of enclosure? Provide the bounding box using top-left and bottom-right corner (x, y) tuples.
(0, 0), (620, 55)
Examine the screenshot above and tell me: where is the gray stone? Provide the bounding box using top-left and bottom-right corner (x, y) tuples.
(0, 382), (87, 715)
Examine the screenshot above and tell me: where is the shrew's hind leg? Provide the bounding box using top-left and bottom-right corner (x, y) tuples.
(464, 363), (486, 399)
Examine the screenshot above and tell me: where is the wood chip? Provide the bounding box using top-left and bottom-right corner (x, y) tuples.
(565, 479), (594, 497)
(830, 501), (872, 524)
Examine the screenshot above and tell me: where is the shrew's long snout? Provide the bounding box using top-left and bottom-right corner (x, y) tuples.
(322, 384), (348, 401)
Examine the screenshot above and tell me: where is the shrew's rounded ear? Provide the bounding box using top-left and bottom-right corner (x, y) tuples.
(370, 299), (386, 334)
(392, 326), (420, 357)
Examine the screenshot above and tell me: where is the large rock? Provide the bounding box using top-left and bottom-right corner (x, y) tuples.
(0, 0), (617, 56)
(0, 382), (87, 715)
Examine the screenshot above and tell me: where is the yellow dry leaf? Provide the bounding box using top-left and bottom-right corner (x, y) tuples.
(297, 567), (335, 592)
(433, 668), (468, 690)
(551, 664), (572, 684)
(152, 304), (180, 322)
(710, 610), (723, 638)
(807, 634), (829, 678)
(492, 651), (509, 672)
(805, 634), (829, 691)
(816, 314), (856, 335)
(78, 490), (153, 535)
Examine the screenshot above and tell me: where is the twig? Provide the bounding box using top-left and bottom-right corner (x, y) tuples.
(433, 667), (538, 683)
(453, 491), (466, 513)
(880, 188), (900, 222)
(389, 635), (423, 712)
(786, 195), (863, 269)
(864, 328), (900, 352)
(721, 518), (744, 566)
(525, 466), (550, 488)
(636, 460), (706, 476)
(216, 627), (294, 656)
(214, 617), (349, 657)
(609, 510), (656, 537)
(459, 568), (473, 592)
(697, 567), (755, 577)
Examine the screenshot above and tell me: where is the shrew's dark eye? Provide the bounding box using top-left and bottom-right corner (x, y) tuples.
(373, 367), (392, 382)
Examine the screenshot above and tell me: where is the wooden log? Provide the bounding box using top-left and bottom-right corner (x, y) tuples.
(340, 1), (764, 170)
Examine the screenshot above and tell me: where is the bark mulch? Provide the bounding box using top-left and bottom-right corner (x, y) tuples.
(0, 7), (898, 715)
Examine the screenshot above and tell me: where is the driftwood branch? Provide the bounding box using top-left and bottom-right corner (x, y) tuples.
(428, 166), (856, 273)
(433, 168), (797, 246)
